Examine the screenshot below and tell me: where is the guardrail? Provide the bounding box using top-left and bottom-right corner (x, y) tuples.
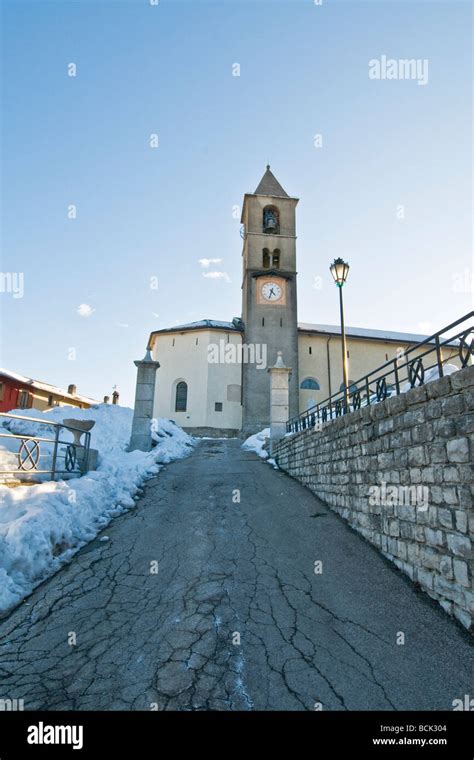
(0, 413), (91, 482)
(286, 311), (474, 434)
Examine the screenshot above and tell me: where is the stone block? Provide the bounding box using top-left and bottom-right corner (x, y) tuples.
(455, 510), (468, 533)
(453, 607), (472, 630)
(453, 559), (470, 587)
(426, 376), (452, 398)
(386, 395), (407, 415)
(446, 533), (471, 558)
(442, 486), (458, 505)
(428, 442), (447, 464)
(450, 366), (474, 390)
(424, 528), (444, 547)
(408, 446), (428, 467)
(406, 385), (428, 405)
(437, 508), (454, 529)
(417, 567), (434, 590)
(439, 555), (454, 580)
(446, 437), (469, 463)
(456, 414), (474, 435)
(440, 395), (464, 415)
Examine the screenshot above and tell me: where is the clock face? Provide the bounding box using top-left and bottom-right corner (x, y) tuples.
(261, 281), (283, 302)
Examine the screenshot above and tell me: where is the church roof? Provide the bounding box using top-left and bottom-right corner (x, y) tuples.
(148, 319), (243, 346)
(254, 165), (289, 198)
(148, 319), (458, 348)
(297, 323), (458, 345)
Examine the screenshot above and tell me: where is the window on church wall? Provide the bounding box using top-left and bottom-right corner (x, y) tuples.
(272, 249), (280, 269)
(300, 378), (320, 390)
(263, 206), (280, 234)
(215, 402), (223, 412)
(262, 249), (271, 268)
(227, 384), (241, 402)
(175, 381), (188, 412)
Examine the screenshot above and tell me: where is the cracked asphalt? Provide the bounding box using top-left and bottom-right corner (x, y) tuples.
(0, 439), (472, 711)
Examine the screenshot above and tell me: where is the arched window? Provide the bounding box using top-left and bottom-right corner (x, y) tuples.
(263, 206), (280, 234)
(262, 248), (271, 268)
(340, 381), (358, 393)
(300, 377), (320, 390)
(175, 381), (188, 412)
(272, 249), (280, 268)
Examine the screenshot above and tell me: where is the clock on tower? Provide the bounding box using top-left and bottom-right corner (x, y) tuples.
(257, 277), (286, 305)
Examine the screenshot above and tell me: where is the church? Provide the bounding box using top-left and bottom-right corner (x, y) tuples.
(132, 167), (455, 440)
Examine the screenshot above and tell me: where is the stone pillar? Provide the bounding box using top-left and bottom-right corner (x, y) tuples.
(129, 349), (160, 452)
(267, 351), (292, 452)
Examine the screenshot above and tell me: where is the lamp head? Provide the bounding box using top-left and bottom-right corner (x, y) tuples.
(330, 257), (350, 287)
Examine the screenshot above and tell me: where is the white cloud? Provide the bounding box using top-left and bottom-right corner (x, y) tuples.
(116, 322), (129, 328)
(198, 258), (223, 268)
(202, 271), (231, 283)
(77, 303), (95, 318)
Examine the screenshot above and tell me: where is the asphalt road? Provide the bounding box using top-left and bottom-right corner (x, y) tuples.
(0, 439), (471, 710)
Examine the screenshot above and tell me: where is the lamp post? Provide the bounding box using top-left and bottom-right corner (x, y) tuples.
(330, 257), (350, 410)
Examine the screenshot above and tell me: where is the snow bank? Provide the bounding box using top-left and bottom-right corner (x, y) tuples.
(400, 363), (459, 393)
(241, 428), (270, 459)
(0, 405), (194, 616)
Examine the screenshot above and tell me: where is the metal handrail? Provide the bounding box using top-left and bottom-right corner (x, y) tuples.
(0, 412), (92, 482)
(287, 311), (474, 434)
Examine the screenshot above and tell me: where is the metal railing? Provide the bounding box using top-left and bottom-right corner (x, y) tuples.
(0, 413), (91, 483)
(287, 311), (474, 434)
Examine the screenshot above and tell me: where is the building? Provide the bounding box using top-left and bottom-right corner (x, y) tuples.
(137, 167), (462, 439)
(0, 369), (98, 413)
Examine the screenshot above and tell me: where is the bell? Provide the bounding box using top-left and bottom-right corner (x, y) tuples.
(264, 213), (277, 232)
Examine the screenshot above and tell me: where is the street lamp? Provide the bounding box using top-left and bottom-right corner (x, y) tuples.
(330, 257), (350, 410)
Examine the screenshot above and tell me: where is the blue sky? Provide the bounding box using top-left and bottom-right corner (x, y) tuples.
(1, 0), (472, 406)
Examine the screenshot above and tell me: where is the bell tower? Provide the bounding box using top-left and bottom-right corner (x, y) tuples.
(240, 166), (299, 435)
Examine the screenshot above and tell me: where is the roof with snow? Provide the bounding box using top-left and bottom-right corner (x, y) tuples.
(148, 319), (243, 345)
(149, 319), (459, 347)
(298, 323), (458, 345)
(0, 368), (98, 405)
(254, 165), (289, 198)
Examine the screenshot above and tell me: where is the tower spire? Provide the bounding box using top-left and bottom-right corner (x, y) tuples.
(254, 166), (289, 198)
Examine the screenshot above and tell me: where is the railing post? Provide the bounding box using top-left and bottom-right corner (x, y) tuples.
(435, 336), (444, 378)
(394, 358), (400, 395)
(82, 431), (91, 474)
(51, 425), (60, 481)
(365, 377), (371, 405)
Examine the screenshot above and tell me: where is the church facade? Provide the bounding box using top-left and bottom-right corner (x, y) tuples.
(143, 167), (457, 438)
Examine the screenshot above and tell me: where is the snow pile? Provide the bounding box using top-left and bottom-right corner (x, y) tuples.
(242, 428), (270, 459)
(241, 429), (280, 469)
(401, 363), (459, 393)
(0, 404), (194, 616)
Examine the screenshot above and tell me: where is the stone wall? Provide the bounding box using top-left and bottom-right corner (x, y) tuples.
(273, 366), (474, 630)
